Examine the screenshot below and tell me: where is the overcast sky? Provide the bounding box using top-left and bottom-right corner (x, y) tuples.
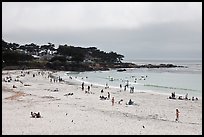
(2, 2), (202, 60)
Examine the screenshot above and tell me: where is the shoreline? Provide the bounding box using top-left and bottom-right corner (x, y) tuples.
(55, 70), (202, 99)
(2, 69), (202, 135)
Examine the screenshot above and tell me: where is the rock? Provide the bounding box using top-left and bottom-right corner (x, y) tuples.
(117, 69), (126, 72)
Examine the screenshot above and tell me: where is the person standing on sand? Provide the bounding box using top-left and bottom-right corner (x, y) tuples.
(88, 85), (90, 91)
(185, 93), (188, 100)
(105, 83), (109, 89)
(107, 92), (110, 99)
(124, 85), (127, 91)
(82, 82), (84, 91)
(175, 108), (180, 122)
(112, 97), (115, 106)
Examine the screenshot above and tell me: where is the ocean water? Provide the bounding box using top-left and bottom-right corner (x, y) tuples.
(58, 59), (202, 98)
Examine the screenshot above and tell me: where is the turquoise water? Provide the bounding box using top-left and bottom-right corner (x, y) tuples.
(59, 60), (202, 98)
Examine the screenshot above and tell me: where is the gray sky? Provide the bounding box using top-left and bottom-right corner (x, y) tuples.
(2, 2), (202, 60)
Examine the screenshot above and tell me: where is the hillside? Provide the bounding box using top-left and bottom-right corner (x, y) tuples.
(2, 40), (131, 71)
(2, 40), (185, 71)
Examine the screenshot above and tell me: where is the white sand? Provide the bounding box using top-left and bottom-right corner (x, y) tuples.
(2, 69), (202, 135)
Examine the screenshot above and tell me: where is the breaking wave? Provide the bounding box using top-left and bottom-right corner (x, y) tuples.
(144, 84), (198, 91)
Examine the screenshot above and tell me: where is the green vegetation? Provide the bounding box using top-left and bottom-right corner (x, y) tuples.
(2, 39), (184, 71)
(2, 39), (126, 71)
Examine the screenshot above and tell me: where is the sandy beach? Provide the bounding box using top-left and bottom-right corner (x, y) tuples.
(2, 69), (202, 135)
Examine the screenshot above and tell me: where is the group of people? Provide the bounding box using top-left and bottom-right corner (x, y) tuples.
(49, 77), (62, 83)
(31, 112), (41, 118)
(80, 81), (184, 123)
(111, 97), (135, 106)
(64, 92), (74, 96)
(16, 71), (184, 123)
(169, 92), (199, 101)
(169, 92), (176, 99)
(119, 83), (135, 93)
(3, 76), (12, 82)
(82, 82), (95, 94)
(99, 89), (110, 100)
(81, 82), (90, 91)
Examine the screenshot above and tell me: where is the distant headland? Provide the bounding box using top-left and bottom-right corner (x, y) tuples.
(2, 39), (185, 71)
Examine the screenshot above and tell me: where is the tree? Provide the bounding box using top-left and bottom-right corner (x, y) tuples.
(40, 43), (56, 54)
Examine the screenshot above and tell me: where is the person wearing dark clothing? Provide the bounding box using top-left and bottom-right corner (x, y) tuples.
(82, 82), (84, 90)
(88, 86), (90, 91)
(107, 92), (110, 99)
